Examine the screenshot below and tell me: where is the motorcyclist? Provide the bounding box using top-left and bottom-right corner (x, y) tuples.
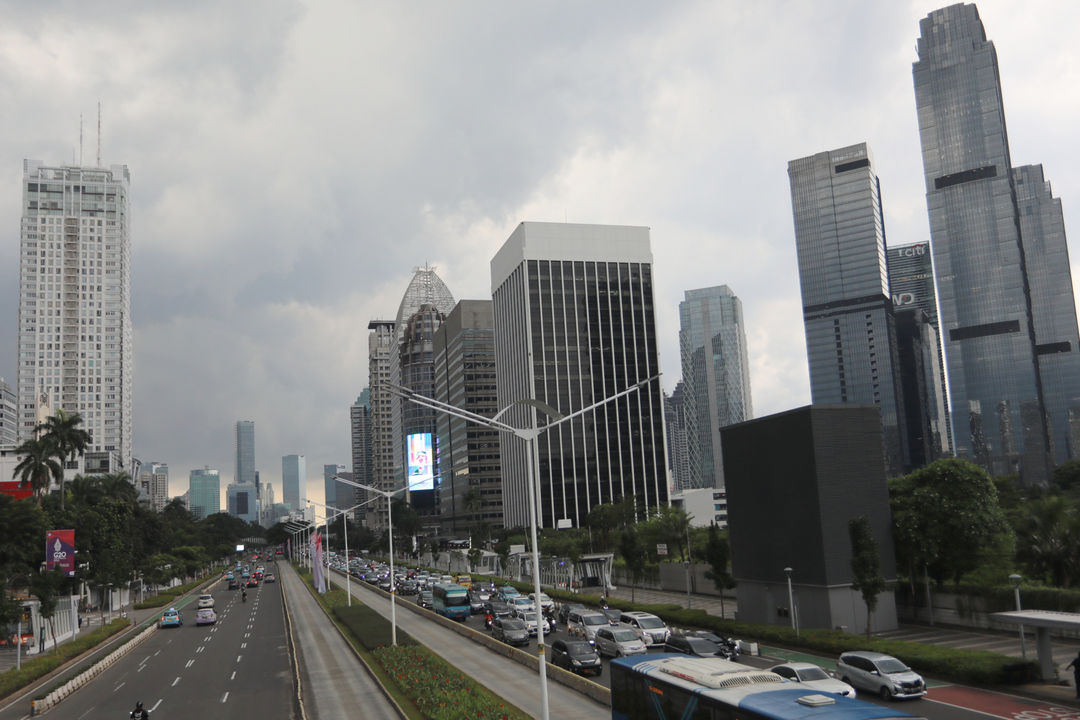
(483, 610), (493, 629)
(241, 588), (247, 602)
(130, 700), (150, 719)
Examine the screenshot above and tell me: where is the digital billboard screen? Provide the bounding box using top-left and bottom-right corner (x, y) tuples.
(407, 432), (434, 491)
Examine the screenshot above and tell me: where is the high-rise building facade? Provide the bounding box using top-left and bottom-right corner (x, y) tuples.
(235, 421), (255, 487)
(281, 454), (304, 511)
(323, 464), (346, 512)
(1014, 164), (1080, 463)
(227, 482), (257, 524)
(678, 285), (753, 489)
(788, 143), (909, 477)
(913, 5), (1080, 481)
(189, 468), (220, 520)
(0, 378), (16, 448)
(139, 461), (169, 512)
(17, 160), (133, 470)
(491, 222), (669, 529)
(367, 320), (395, 531)
(433, 299), (504, 537)
(350, 390), (373, 522)
(663, 383), (692, 492)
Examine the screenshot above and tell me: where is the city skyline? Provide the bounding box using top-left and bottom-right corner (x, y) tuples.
(1, 2), (1078, 497)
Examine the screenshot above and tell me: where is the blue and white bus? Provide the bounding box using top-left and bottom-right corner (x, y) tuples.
(610, 655), (926, 720)
(432, 583), (471, 621)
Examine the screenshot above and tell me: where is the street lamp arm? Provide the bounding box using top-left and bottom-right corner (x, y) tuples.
(388, 382), (519, 433)
(538, 373), (660, 432)
(333, 474), (407, 499)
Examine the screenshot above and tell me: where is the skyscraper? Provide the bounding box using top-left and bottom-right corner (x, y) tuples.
(189, 468), (220, 520)
(367, 320), (395, 531)
(17, 159), (133, 471)
(281, 454), (304, 511)
(913, 4), (1080, 481)
(138, 461), (169, 512)
(663, 383), (692, 492)
(227, 481), (257, 524)
(433, 299), (503, 537)
(235, 420), (255, 487)
(678, 285), (753, 489)
(324, 464), (345, 512)
(491, 222), (668, 529)
(788, 143), (908, 477)
(350, 390), (373, 521)
(0, 379), (16, 449)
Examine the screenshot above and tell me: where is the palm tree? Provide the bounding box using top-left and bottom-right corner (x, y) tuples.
(13, 438), (63, 506)
(36, 410), (91, 510)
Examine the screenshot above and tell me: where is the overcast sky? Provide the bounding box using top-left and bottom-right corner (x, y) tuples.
(2, 1), (1078, 505)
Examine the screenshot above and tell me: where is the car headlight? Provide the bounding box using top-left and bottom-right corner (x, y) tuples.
(571, 658), (582, 666)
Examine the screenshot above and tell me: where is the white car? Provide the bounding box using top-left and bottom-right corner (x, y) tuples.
(197, 594), (215, 609)
(769, 662), (856, 697)
(618, 611), (670, 646)
(519, 611), (551, 636)
(529, 592), (554, 612)
(837, 651), (926, 700)
(594, 625), (647, 657)
(509, 595), (535, 614)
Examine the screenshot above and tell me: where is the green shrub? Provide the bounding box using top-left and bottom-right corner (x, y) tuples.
(333, 605), (415, 651)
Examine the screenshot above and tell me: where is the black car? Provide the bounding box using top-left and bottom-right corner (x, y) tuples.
(492, 617), (530, 647)
(416, 591), (434, 610)
(468, 591), (486, 614)
(663, 634), (723, 657)
(487, 601), (513, 620)
(557, 603), (586, 626)
(550, 639), (602, 677)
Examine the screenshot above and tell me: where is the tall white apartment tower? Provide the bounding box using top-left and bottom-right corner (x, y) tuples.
(16, 160), (133, 470)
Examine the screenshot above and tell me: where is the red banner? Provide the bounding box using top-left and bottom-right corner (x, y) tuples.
(46, 530), (76, 576)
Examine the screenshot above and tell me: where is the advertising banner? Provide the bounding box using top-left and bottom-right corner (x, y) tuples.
(46, 529), (76, 576)
(406, 432), (434, 490)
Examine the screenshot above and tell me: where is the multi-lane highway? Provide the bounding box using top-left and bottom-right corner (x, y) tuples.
(0, 575), (292, 720)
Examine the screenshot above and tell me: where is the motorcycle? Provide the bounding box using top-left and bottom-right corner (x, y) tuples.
(484, 614), (494, 630)
(718, 637), (739, 660)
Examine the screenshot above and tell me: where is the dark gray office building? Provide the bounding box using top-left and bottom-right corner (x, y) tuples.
(721, 405), (898, 633)
(491, 222), (668, 529)
(914, 5), (1080, 482)
(433, 299), (504, 537)
(788, 142), (909, 477)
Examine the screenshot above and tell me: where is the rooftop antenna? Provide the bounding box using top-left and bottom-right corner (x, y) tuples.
(79, 113), (84, 166)
(96, 101), (101, 167)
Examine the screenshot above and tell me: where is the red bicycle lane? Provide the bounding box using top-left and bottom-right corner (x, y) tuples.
(928, 685), (1080, 720)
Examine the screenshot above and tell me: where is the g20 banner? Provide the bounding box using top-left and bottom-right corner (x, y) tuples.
(46, 530), (76, 576)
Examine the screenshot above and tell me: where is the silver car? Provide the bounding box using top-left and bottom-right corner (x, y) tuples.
(567, 611), (610, 644)
(769, 662), (856, 697)
(836, 651), (926, 700)
(594, 624), (647, 658)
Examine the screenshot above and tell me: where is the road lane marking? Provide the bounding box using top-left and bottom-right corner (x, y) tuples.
(78, 706), (95, 719)
(196, 646), (205, 653)
(151, 699), (162, 712)
(153, 650), (160, 656)
(172, 677), (180, 687)
(241, 642), (247, 649)
(221, 691), (230, 703)
(244, 632), (250, 638)
(113, 682), (125, 692)
(141, 654), (151, 663)
(230, 671), (236, 680)
(185, 659), (194, 668)
(236, 655), (242, 663)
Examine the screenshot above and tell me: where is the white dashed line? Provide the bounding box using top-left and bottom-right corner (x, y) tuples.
(196, 646), (205, 653)
(221, 691), (230, 703)
(78, 706), (95, 719)
(185, 659), (194, 668)
(236, 655), (242, 663)
(172, 677), (180, 687)
(113, 682), (125, 693)
(230, 671), (236, 680)
(151, 699), (162, 712)
(240, 642), (247, 649)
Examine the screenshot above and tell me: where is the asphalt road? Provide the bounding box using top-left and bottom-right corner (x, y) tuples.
(0, 576), (292, 720)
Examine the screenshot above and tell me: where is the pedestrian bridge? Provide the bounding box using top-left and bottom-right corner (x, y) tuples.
(993, 610), (1080, 680)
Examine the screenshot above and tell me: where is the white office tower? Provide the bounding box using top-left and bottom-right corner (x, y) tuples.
(16, 160), (132, 471)
(137, 461), (169, 512)
(0, 378), (16, 448)
(491, 222), (669, 529)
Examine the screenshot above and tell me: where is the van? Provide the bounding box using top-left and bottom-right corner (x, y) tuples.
(567, 610), (610, 644)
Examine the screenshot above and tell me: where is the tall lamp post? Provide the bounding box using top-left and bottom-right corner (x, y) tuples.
(333, 475), (407, 645)
(1009, 573), (1026, 659)
(307, 497), (374, 607)
(784, 567), (798, 636)
(390, 374), (657, 720)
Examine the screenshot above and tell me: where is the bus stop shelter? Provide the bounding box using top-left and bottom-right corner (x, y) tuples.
(993, 610), (1080, 680)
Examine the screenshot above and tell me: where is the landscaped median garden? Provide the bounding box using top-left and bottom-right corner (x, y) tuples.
(133, 572), (216, 610)
(0, 617), (130, 701)
(296, 567), (529, 720)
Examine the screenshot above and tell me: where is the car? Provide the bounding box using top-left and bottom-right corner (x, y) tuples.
(663, 634), (724, 657)
(197, 593), (215, 609)
(492, 617), (530, 647)
(468, 591), (486, 614)
(509, 596), (534, 614)
(518, 611), (551, 636)
(159, 607), (182, 628)
(770, 662), (856, 697)
(227, 579), (240, 590)
(247, 576), (259, 587)
(488, 601), (513, 620)
(550, 638), (602, 677)
(619, 611), (670, 646)
(264, 572), (276, 583)
(837, 651), (926, 700)
(529, 592), (554, 612)
(416, 591), (434, 610)
(497, 585), (521, 602)
(594, 625), (647, 657)
(196, 608), (217, 626)
(567, 610), (610, 644)
(600, 606), (622, 625)
(558, 602), (586, 625)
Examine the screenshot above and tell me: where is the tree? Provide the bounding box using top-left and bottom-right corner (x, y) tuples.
(13, 438), (63, 506)
(429, 539), (441, 570)
(1014, 496), (1079, 587)
(702, 524), (735, 617)
(462, 485), (482, 535)
(889, 458), (1014, 587)
(467, 547), (482, 573)
(849, 516), (887, 638)
(619, 527), (646, 603)
(36, 410), (91, 510)
(31, 567), (70, 653)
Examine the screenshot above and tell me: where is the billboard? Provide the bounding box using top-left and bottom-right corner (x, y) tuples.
(406, 432), (434, 491)
(46, 530), (76, 576)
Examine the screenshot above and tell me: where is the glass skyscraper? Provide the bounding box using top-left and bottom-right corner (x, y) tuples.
(914, 4), (1080, 481)
(189, 468), (220, 520)
(678, 285), (753, 489)
(235, 420), (255, 487)
(788, 142), (908, 477)
(281, 454), (304, 511)
(491, 222), (668, 529)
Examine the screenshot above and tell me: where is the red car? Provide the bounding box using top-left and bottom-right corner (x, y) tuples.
(247, 577), (259, 587)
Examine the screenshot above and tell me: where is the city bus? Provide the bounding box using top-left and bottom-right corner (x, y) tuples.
(431, 583), (471, 621)
(610, 655), (926, 720)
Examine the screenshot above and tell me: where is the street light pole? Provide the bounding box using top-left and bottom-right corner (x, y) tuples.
(389, 374), (658, 720)
(784, 567), (797, 636)
(1009, 573), (1026, 659)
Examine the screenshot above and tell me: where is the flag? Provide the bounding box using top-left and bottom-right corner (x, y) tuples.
(312, 530), (325, 593)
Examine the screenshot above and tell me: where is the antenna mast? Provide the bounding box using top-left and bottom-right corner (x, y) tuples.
(96, 101), (102, 167)
(79, 113), (83, 166)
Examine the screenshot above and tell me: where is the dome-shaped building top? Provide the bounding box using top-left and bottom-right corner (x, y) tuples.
(395, 266), (455, 341)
